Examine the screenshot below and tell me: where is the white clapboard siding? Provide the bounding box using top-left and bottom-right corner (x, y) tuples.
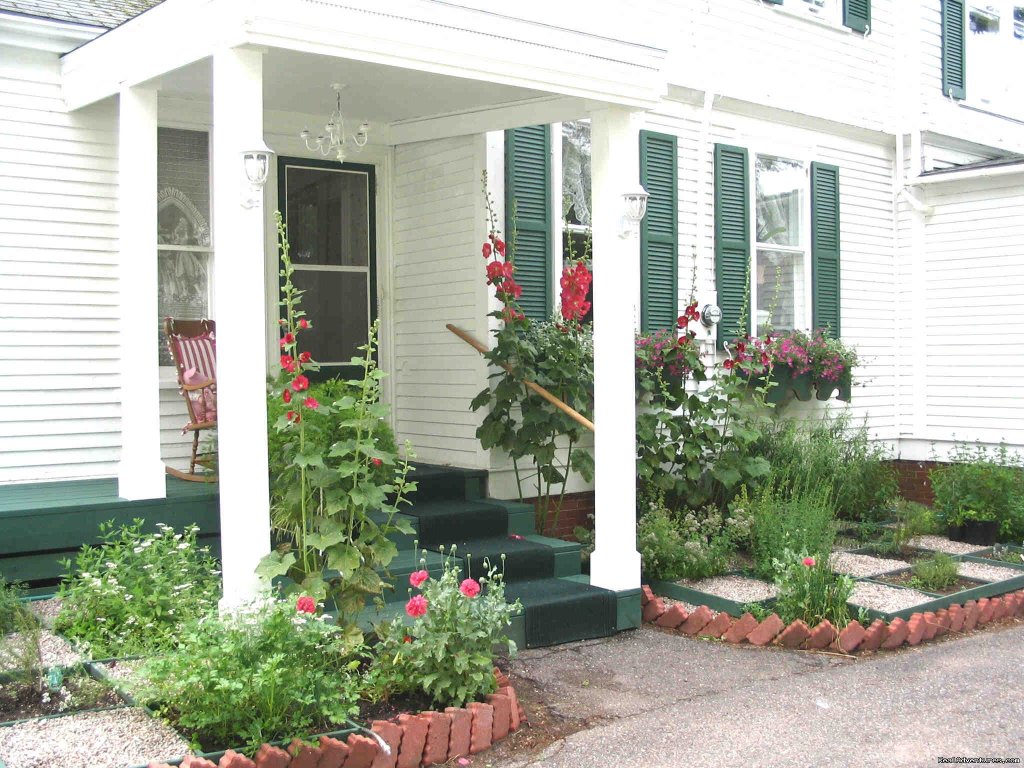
(664, 0), (896, 134)
(918, 176), (1024, 447)
(643, 104), (899, 439)
(0, 44), (125, 483)
(390, 135), (490, 468)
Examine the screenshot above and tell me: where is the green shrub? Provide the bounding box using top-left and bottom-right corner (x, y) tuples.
(370, 550), (519, 708)
(909, 553), (959, 592)
(137, 595), (364, 752)
(755, 412), (897, 522)
(0, 573), (28, 635)
(930, 442), (1024, 540)
(54, 520), (221, 657)
(771, 550), (853, 627)
(750, 483), (837, 580)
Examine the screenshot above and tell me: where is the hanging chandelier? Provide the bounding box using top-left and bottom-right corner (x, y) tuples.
(300, 83), (369, 164)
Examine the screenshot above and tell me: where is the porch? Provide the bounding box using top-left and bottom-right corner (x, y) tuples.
(49, 0), (668, 610)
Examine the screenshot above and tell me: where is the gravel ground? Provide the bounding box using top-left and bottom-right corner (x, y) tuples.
(0, 630), (82, 671)
(829, 552), (908, 578)
(659, 596), (699, 613)
(907, 536), (987, 555)
(95, 660), (140, 682)
(849, 581), (933, 614)
(957, 560), (1024, 583)
(679, 575), (777, 603)
(0, 707), (189, 768)
(27, 598), (62, 627)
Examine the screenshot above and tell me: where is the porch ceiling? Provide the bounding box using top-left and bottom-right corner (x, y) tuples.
(60, 0), (668, 114)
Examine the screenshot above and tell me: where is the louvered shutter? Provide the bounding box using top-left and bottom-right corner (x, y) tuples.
(639, 131), (678, 333)
(941, 0), (967, 100)
(714, 144), (751, 347)
(811, 162), (841, 338)
(505, 125), (552, 321)
(843, 0), (870, 33)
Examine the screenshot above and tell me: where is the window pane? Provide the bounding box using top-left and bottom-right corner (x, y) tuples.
(157, 129), (210, 246)
(755, 156), (804, 247)
(562, 120), (592, 227)
(290, 270), (369, 364)
(756, 249), (806, 336)
(158, 251), (211, 366)
(969, 4), (1004, 108)
(285, 167), (369, 267)
(791, 0), (839, 20)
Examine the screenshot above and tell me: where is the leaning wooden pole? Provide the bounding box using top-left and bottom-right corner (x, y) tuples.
(446, 323), (596, 433)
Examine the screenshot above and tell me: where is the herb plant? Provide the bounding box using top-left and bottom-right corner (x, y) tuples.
(370, 549), (520, 708)
(257, 213), (416, 630)
(54, 520), (220, 657)
(137, 594), (364, 752)
(0, 573), (28, 635)
(930, 442), (1024, 540)
(750, 482), (837, 580)
(771, 551), (853, 627)
(909, 553), (960, 592)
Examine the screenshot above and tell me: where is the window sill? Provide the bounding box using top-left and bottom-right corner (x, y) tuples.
(759, 1), (858, 36)
(958, 100), (1024, 127)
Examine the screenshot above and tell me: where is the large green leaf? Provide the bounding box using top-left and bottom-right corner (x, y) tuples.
(326, 543), (361, 576)
(254, 550), (296, 581)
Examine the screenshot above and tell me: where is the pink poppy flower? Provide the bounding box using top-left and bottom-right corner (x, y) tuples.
(460, 578), (481, 598)
(409, 570), (429, 588)
(802, 557), (816, 567)
(406, 595), (428, 618)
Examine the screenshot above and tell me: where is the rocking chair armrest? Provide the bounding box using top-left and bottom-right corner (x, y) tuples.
(182, 378), (216, 392)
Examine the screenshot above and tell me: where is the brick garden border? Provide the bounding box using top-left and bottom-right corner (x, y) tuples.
(147, 670), (526, 768)
(641, 584), (1024, 653)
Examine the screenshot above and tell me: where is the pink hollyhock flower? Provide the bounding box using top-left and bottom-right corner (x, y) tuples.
(482, 242), (492, 259)
(282, 389), (292, 404)
(298, 318), (310, 329)
(409, 570), (429, 588)
(802, 557), (816, 567)
(406, 595), (428, 618)
(290, 375), (310, 392)
(460, 578), (481, 598)
(296, 595), (316, 614)
(303, 396), (319, 409)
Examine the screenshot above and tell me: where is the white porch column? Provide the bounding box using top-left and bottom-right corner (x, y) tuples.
(212, 46), (272, 606)
(117, 85), (165, 501)
(588, 106), (643, 592)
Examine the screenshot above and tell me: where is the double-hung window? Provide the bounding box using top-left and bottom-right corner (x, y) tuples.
(763, 0), (871, 33)
(715, 144), (841, 346)
(156, 128), (213, 368)
(943, 0), (1024, 118)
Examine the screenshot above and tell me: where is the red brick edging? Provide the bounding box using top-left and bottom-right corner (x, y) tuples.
(149, 670), (526, 768)
(641, 584), (1024, 654)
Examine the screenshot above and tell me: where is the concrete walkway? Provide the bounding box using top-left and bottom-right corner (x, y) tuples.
(490, 621), (1024, 767)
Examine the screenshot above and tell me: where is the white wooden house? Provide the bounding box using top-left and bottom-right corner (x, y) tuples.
(1, 0), (1022, 623)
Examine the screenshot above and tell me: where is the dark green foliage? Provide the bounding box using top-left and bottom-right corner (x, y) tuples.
(753, 412), (897, 522)
(0, 573), (27, 635)
(750, 483), (837, 580)
(930, 442), (1024, 541)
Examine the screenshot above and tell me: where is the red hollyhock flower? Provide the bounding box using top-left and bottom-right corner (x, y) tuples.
(409, 569), (429, 588)
(291, 375), (310, 392)
(286, 410), (299, 422)
(299, 351), (311, 363)
(298, 318), (310, 329)
(279, 332), (295, 348)
(482, 242), (492, 258)
(296, 595), (316, 614)
(282, 389), (292, 404)
(459, 578), (481, 598)
(405, 595), (428, 618)
(303, 396), (319, 409)
(723, 359), (735, 371)
(371, 457), (383, 467)
(494, 238), (506, 255)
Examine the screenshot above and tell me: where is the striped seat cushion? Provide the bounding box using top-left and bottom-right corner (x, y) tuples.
(173, 332), (216, 381)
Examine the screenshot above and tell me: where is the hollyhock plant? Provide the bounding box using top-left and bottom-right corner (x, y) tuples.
(559, 259), (592, 324)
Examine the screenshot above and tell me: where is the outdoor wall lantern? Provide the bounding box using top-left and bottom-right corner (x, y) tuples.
(241, 142), (274, 209)
(620, 183), (650, 238)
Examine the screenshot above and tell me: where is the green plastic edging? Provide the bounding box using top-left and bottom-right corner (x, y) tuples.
(648, 577), (775, 617)
(0, 704), (129, 729)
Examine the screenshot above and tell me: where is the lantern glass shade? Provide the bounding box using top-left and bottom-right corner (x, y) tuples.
(622, 184), (650, 225)
(242, 147), (273, 186)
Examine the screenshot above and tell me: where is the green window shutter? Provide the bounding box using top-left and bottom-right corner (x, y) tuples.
(713, 143), (750, 348)
(505, 125), (552, 321)
(639, 130), (678, 333)
(941, 0), (967, 100)
(811, 162), (841, 338)
(843, 0), (870, 33)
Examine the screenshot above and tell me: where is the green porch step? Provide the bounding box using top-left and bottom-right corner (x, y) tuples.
(399, 499), (508, 544)
(504, 577), (618, 648)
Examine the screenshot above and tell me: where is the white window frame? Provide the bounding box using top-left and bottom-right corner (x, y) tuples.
(157, 125), (215, 387)
(964, 1), (1024, 121)
(748, 148), (813, 337)
(765, 0), (844, 30)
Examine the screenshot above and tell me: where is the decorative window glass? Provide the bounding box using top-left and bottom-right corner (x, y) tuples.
(561, 120), (591, 229)
(157, 128), (213, 366)
(967, 2), (1024, 117)
(753, 155), (809, 336)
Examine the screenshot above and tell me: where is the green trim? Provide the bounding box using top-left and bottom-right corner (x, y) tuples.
(276, 156), (378, 384)
(616, 588), (642, 631)
(843, 0), (870, 33)
(649, 577), (775, 618)
(505, 125), (553, 321)
(713, 143), (751, 348)
(639, 130), (679, 333)
(810, 161), (841, 337)
(941, 0), (967, 100)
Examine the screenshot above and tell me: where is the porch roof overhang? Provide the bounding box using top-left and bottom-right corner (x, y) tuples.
(60, 0), (668, 120)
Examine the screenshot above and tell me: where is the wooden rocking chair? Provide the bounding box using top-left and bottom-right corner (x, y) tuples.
(164, 317), (217, 482)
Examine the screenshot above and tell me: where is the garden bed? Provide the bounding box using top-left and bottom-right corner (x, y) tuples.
(0, 672), (120, 724)
(905, 536), (987, 556)
(829, 551), (909, 578)
(872, 569), (986, 597)
(648, 574), (776, 616)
